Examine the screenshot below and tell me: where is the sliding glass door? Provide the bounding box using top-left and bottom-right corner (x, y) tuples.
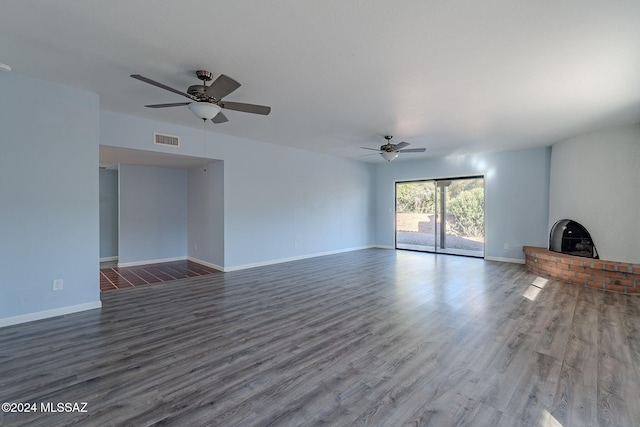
(395, 176), (484, 257)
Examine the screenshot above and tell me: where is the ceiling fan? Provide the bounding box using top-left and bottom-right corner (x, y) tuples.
(361, 136), (426, 161)
(130, 70), (271, 123)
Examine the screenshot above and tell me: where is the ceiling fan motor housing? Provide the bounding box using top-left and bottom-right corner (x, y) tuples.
(187, 85), (208, 98)
(189, 70), (215, 101)
(381, 135), (395, 151)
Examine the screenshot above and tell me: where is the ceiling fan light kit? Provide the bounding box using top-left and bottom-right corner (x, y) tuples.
(188, 102), (221, 120)
(381, 151), (398, 161)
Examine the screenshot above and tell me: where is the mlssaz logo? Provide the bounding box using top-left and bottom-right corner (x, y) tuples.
(40, 402), (88, 413)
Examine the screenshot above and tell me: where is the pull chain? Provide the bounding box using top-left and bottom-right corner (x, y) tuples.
(202, 118), (207, 172)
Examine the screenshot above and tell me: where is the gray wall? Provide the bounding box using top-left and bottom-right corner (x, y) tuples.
(0, 73), (100, 325)
(3, 72), (635, 328)
(99, 169), (118, 259)
(374, 147), (551, 261)
(549, 124), (640, 263)
(118, 164), (188, 265)
(222, 140), (375, 268)
(100, 111), (375, 270)
(188, 161), (224, 269)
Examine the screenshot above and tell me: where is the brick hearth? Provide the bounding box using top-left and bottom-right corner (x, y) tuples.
(523, 246), (640, 294)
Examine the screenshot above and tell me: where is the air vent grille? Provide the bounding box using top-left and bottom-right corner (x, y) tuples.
(154, 132), (180, 147)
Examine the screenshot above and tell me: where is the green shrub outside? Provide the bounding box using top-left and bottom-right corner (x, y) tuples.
(397, 180), (484, 238)
(447, 187), (484, 237)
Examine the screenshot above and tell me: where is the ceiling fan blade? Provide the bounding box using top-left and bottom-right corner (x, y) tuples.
(131, 74), (192, 98)
(398, 148), (426, 153)
(360, 147), (382, 152)
(393, 142), (410, 150)
(205, 74), (241, 99)
(221, 101), (271, 115)
(211, 111), (229, 124)
(144, 102), (191, 108)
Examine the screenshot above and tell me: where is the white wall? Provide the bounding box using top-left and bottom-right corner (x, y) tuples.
(118, 165), (188, 265)
(0, 74), (101, 326)
(549, 124), (640, 263)
(100, 111), (375, 270)
(188, 161), (224, 269)
(374, 147), (551, 261)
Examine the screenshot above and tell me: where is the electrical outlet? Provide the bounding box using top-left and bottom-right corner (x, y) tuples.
(194, 243), (198, 250)
(503, 243), (509, 250)
(53, 279), (63, 291)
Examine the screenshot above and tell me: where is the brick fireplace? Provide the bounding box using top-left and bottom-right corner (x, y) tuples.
(523, 246), (640, 294)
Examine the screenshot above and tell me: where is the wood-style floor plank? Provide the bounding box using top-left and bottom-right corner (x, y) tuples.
(1, 249), (639, 426)
(596, 293), (640, 426)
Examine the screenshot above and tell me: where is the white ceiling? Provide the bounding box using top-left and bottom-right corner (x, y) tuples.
(2, 1), (640, 164)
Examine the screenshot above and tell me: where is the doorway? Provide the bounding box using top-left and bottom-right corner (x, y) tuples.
(395, 176), (484, 257)
(99, 167), (119, 266)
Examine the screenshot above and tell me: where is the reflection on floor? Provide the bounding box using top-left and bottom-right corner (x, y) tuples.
(100, 260), (221, 292)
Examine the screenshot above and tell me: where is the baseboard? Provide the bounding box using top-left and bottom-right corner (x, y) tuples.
(118, 256), (186, 268)
(0, 301), (102, 328)
(224, 245), (375, 272)
(100, 256), (118, 262)
(187, 257), (224, 272)
(484, 256), (526, 264)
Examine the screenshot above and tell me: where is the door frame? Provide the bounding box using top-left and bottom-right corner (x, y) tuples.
(394, 174), (486, 258)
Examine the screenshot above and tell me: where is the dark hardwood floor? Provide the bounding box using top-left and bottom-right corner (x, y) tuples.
(100, 260), (221, 291)
(1, 249), (639, 426)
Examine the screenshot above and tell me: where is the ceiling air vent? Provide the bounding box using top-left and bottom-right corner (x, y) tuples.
(153, 132), (180, 148)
